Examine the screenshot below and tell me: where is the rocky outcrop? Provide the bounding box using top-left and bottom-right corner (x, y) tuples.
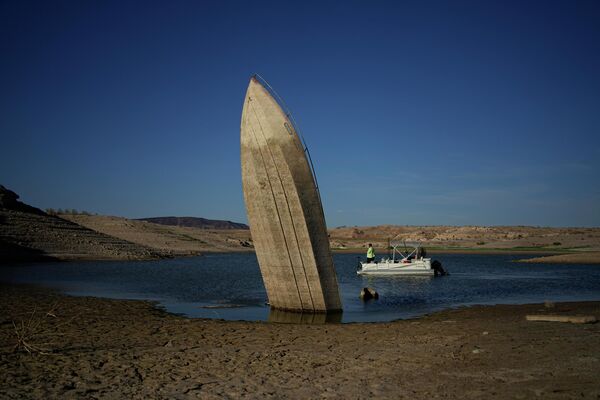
(0, 185), (46, 216)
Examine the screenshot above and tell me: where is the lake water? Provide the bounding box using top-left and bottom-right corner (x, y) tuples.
(1, 253), (599, 323)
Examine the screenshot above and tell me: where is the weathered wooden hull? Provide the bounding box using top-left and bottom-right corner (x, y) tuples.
(240, 77), (342, 312)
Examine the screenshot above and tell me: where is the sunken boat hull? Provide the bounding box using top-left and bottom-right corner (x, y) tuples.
(240, 77), (342, 312)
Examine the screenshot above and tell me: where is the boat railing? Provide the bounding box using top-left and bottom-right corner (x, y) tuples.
(252, 74), (323, 203)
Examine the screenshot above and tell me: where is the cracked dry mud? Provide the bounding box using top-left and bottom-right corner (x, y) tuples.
(1, 284), (599, 399)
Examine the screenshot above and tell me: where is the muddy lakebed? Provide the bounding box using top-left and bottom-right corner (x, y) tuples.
(1, 253), (599, 323)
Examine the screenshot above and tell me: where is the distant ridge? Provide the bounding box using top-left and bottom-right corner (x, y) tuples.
(138, 216), (249, 230)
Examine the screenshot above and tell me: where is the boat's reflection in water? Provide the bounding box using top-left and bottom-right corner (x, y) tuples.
(362, 275), (435, 292)
(268, 308), (343, 324)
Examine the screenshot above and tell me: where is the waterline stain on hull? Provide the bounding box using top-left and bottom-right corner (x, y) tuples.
(240, 76), (342, 313)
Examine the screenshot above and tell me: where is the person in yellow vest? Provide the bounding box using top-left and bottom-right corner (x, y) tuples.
(366, 243), (375, 263)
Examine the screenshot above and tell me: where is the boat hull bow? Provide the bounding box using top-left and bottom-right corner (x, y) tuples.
(240, 77), (342, 313)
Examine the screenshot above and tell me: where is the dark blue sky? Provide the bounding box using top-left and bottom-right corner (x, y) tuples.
(1, 0), (599, 227)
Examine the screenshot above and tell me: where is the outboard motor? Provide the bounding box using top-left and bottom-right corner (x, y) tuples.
(431, 260), (448, 276)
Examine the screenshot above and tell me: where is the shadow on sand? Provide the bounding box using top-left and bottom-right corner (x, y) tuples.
(268, 308), (343, 324)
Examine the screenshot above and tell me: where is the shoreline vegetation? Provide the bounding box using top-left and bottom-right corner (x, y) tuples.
(1, 283), (599, 398)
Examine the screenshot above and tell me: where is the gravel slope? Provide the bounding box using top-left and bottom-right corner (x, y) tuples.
(0, 209), (166, 262)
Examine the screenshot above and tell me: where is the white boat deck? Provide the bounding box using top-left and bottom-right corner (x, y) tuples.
(357, 241), (437, 276)
(357, 257), (434, 276)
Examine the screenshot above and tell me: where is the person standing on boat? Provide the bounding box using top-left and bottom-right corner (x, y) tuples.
(366, 244), (375, 263)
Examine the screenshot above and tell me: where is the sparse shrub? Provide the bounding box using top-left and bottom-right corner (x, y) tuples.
(52, 208), (93, 216)
(553, 242), (561, 246)
(13, 302), (81, 356)
(477, 241), (485, 245)
(12, 302), (66, 355)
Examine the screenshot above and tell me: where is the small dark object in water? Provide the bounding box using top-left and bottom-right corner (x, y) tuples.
(360, 287), (378, 301)
(432, 260), (448, 276)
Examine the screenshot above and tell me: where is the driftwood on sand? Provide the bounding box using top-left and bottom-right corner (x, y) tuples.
(526, 314), (597, 324)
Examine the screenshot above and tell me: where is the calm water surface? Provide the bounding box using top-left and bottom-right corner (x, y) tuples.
(1, 253), (599, 323)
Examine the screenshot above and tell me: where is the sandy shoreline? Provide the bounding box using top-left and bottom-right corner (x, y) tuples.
(3, 247), (594, 265)
(518, 251), (600, 264)
(1, 283), (599, 399)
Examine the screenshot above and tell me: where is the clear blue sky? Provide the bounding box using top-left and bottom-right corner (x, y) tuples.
(1, 0), (599, 227)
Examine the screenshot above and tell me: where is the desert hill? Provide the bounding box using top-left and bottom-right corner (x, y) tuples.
(328, 225), (600, 252)
(137, 216), (248, 230)
(328, 225), (600, 263)
(0, 186), (253, 263)
(2, 185), (599, 263)
(60, 216), (600, 262)
(0, 186), (166, 263)
(62, 214), (253, 255)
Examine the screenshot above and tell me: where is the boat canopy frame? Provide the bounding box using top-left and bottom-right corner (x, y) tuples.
(386, 241), (424, 263)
